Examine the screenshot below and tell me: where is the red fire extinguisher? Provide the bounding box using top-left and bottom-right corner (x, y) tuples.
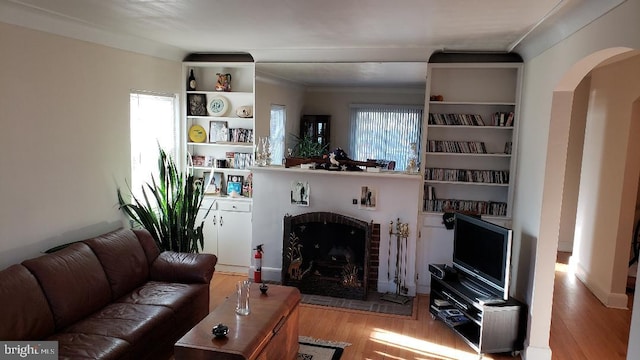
(254, 244), (264, 283)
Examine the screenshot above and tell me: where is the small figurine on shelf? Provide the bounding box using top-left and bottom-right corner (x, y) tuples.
(255, 137), (271, 166)
(215, 73), (232, 92)
(405, 142), (419, 174)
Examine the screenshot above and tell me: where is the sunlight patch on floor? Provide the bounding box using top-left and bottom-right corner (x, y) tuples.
(555, 261), (570, 273)
(369, 328), (494, 360)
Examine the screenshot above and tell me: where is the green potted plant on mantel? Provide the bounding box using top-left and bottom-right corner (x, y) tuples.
(285, 133), (328, 167)
(117, 147), (207, 253)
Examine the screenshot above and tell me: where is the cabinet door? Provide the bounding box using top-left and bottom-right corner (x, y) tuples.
(217, 206), (252, 267)
(196, 207), (218, 255)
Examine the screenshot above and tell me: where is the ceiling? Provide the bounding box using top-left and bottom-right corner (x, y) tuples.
(0, 0), (624, 87)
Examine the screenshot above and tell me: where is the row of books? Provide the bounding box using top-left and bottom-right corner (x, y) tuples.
(425, 168), (509, 184)
(423, 199), (508, 216)
(427, 140), (487, 154)
(492, 112), (515, 127)
(428, 113), (485, 126)
(228, 128), (254, 143)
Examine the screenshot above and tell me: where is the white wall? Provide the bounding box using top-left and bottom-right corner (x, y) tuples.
(0, 22), (181, 270)
(513, 1), (640, 358)
(254, 77), (306, 153)
(556, 77), (589, 253)
(251, 168), (421, 295)
(572, 58), (640, 308)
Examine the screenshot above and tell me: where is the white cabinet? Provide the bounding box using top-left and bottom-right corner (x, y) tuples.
(197, 198), (252, 272)
(216, 200), (252, 270)
(421, 53), (522, 220)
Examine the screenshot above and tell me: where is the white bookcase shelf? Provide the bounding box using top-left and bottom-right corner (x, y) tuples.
(420, 52), (522, 218)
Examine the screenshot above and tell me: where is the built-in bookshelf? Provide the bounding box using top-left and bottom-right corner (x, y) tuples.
(182, 54), (255, 198)
(420, 52), (522, 219)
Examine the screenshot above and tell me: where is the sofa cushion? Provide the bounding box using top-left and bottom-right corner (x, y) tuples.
(22, 242), (112, 329)
(63, 302), (173, 344)
(116, 281), (202, 311)
(0, 264), (55, 340)
(84, 228), (150, 300)
(133, 229), (161, 265)
(47, 333), (130, 360)
(150, 251), (217, 284)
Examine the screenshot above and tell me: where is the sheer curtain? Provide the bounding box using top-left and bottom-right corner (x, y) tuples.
(349, 104), (423, 170)
(270, 104), (286, 165)
(129, 92), (178, 198)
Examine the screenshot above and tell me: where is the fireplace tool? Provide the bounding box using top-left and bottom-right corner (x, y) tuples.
(381, 218), (411, 304)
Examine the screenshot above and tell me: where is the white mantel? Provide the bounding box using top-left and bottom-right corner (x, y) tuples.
(251, 166), (421, 295)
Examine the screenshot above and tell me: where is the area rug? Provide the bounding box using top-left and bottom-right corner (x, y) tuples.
(297, 336), (350, 360)
(300, 291), (416, 318)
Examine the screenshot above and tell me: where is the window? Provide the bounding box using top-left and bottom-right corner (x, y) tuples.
(129, 92), (178, 198)
(349, 104), (423, 170)
(270, 104), (286, 165)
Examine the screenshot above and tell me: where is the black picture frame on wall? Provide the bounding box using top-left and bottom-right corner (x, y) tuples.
(187, 93), (207, 116)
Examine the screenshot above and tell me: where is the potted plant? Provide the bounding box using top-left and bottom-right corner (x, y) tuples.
(117, 147), (206, 253)
(285, 133), (328, 167)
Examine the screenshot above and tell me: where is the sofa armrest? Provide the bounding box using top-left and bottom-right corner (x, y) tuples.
(150, 252), (217, 284)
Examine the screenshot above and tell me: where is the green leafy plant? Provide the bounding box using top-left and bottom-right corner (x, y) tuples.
(289, 133), (328, 158)
(117, 147), (206, 253)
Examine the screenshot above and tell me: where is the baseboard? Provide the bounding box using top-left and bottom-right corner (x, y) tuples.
(574, 262), (629, 309)
(557, 241), (573, 252)
(377, 280), (417, 297)
(523, 345), (552, 360)
(256, 266), (281, 282)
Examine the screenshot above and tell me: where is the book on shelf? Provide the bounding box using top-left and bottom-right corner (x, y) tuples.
(492, 111), (515, 127)
(429, 113), (485, 126)
(504, 141), (513, 155)
(424, 199), (508, 217)
(425, 168), (509, 184)
(505, 112), (515, 127)
(427, 140), (487, 154)
(430, 305), (470, 327)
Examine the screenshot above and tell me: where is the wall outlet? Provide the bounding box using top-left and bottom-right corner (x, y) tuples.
(352, 199), (358, 205)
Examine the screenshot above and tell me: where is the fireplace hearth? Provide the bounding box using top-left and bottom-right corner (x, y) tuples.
(282, 212), (376, 300)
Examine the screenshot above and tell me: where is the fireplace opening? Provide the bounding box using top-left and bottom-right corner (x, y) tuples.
(283, 212), (375, 300)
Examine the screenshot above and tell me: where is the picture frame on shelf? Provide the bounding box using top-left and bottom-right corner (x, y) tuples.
(187, 94), (207, 116)
(203, 171), (223, 195)
(191, 155), (205, 167)
(227, 175), (244, 196)
(209, 121), (229, 143)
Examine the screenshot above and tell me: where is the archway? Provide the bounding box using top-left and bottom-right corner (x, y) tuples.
(526, 47), (640, 359)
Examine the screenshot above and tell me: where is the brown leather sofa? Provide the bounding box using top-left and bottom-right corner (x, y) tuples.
(0, 228), (217, 360)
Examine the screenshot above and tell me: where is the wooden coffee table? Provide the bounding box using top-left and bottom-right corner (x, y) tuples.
(174, 283), (300, 360)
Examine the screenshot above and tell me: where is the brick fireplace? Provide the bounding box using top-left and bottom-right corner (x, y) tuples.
(282, 212), (380, 300)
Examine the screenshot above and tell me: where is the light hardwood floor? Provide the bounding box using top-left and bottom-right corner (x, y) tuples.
(209, 254), (633, 360)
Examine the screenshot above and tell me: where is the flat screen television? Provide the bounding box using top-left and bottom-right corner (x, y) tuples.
(452, 213), (513, 301)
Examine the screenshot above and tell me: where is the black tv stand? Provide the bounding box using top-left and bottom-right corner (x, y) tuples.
(429, 272), (526, 356)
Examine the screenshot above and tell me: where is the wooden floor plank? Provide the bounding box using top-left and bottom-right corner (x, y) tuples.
(207, 255), (633, 360)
